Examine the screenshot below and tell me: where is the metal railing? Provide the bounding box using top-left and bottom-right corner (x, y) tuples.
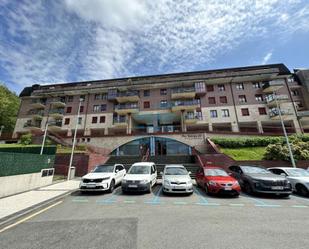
(113, 116), (127, 124)
(171, 87), (195, 94)
(115, 103), (139, 110)
(117, 90), (139, 97)
(269, 108), (293, 117)
(50, 109), (65, 115)
(24, 121), (41, 128)
(265, 94), (289, 103)
(297, 110), (309, 117)
(171, 99), (200, 107)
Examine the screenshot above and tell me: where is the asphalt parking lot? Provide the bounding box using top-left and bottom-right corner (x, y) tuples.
(1, 184), (309, 249)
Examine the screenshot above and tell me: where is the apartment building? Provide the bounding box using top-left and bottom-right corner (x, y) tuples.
(13, 64), (309, 156)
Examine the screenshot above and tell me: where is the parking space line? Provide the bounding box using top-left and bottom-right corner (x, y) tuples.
(194, 187), (220, 206)
(291, 205), (308, 208)
(291, 195), (309, 203)
(144, 185), (162, 205)
(123, 200), (136, 204)
(240, 193), (275, 207)
(229, 203), (245, 207)
(96, 187), (122, 204)
(72, 198), (89, 203)
(173, 201), (187, 205)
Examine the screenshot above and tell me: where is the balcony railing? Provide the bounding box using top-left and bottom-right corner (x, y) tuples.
(171, 87), (196, 99)
(113, 116), (127, 127)
(269, 108), (293, 119)
(24, 121), (41, 129)
(50, 97), (66, 108)
(262, 80), (284, 93)
(116, 91), (139, 103)
(115, 103), (139, 114)
(265, 94), (289, 106)
(49, 109), (65, 119)
(48, 121), (63, 131)
(171, 99), (200, 112)
(30, 99), (46, 109)
(297, 111), (309, 118)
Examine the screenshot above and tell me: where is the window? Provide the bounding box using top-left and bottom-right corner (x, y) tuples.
(206, 85), (214, 92)
(79, 106), (84, 113)
(92, 117), (98, 123)
(144, 101), (150, 108)
(87, 138), (91, 142)
(144, 90), (150, 97)
(218, 84), (225, 91)
(93, 105), (100, 112)
(219, 96), (227, 103)
(102, 93), (107, 100)
(160, 89), (167, 95)
(210, 110), (218, 118)
(78, 117), (82, 124)
(160, 100), (168, 108)
(292, 90), (299, 96)
(258, 107), (267, 115)
(101, 104), (106, 112)
(241, 108), (249, 116)
(239, 95), (247, 103)
(287, 77), (294, 83)
(100, 116), (106, 123)
(67, 96), (73, 102)
(236, 83), (244, 90)
(66, 106), (72, 113)
(80, 95), (85, 102)
(255, 94), (264, 102)
(252, 82), (260, 88)
(64, 118), (70, 125)
(208, 97), (216, 104)
(94, 94), (101, 100)
(222, 109), (230, 117)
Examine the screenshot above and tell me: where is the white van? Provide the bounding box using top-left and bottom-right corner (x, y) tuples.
(122, 162), (157, 193)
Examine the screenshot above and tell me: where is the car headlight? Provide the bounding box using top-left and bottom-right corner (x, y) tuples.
(187, 180), (192, 185)
(140, 179), (150, 184)
(208, 181), (217, 186)
(102, 177), (110, 181)
(164, 180), (170, 185)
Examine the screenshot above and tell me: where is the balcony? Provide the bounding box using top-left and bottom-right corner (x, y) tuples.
(297, 111), (309, 118)
(171, 100), (200, 112)
(48, 121), (63, 132)
(24, 121), (42, 131)
(116, 91), (139, 103)
(49, 108), (64, 119)
(28, 110), (44, 120)
(262, 80), (284, 93)
(269, 108), (293, 120)
(171, 87), (196, 99)
(115, 103), (139, 115)
(30, 99), (46, 109)
(113, 116), (127, 127)
(50, 97), (66, 108)
(265, 94), (289, 107)
(184, 114), (202, 124)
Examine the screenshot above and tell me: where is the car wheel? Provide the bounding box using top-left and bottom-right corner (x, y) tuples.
(296, 184), (309, 196)
(204, 184), (209, 195)
(147, 183), (152, 193)
(244, 182), (253, 195)
(108, 180), (115, 193)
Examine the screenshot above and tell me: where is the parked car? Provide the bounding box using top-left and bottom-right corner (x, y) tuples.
(196, 166), (241, 196)
(161, 165), (193, 194)
(122, 162), (157, 193)
(228, 165), (292, 197)
(79, 164), (126, 193)
(268, 167), (309, 196)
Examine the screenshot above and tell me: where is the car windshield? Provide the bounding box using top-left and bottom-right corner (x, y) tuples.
(128, 165), (150, 174)
(165, 167), (188, 175)
(205, 169), (228, 176)
(93, 165), (114, 173)
(285, 168), (309, 177)
(241, 166), (270, 174)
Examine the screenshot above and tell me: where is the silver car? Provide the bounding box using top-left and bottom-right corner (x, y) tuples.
(162, 165), (193, 194)
(268, 167), (309, 196)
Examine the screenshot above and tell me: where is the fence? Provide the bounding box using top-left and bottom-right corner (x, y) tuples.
(0, 152), (55, 177)
(0, 145), (56, 155)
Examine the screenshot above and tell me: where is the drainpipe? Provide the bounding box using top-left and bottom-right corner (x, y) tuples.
(229, 79), (240, 132)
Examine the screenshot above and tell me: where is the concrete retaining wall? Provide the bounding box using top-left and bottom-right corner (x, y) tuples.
(0, 171), (53, 198)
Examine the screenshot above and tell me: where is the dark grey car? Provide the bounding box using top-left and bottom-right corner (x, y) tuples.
(228, 165), (292, 197)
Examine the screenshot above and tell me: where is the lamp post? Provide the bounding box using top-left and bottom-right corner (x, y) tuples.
(273, 91), (296, 168)
(0, 125), (4, 137)
(40, 122), (49, 155)
(67, 98), (82, 180)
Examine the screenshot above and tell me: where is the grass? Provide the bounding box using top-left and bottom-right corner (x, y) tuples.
(220, 147), (266, 160)
(56, 146), (86, 154)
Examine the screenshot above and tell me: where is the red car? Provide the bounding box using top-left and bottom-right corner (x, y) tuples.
(196, 166), (241, 196)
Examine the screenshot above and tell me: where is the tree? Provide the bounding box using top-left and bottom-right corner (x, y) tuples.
(0, 84), (20, 132)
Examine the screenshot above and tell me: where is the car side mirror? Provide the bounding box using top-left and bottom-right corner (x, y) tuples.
(116, 169), (119, 173)
(188, 171), (192, 175)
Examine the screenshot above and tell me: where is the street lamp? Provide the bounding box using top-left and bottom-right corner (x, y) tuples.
(67, 98), (83, 180)
(0, 125), (4, 137)
(273, 91), (296, 168)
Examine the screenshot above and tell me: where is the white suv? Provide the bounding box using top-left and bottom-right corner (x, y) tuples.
(122, 162), (157, 193)
(80, 164), (126, 193)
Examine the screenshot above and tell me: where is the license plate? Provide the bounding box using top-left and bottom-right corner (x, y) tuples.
(272, 186), (284, 190)
(128, 184), (137, 188)
(87, 184), (96, 188)
(224, 187), (232, 191)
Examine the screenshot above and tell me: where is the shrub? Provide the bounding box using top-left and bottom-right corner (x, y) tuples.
(20, 133), (32, 145)
(212, 136), (283, 148)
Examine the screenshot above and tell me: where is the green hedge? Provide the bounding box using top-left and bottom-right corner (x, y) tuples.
(0, 152), (55, 177)
(0, 145), (56, 155)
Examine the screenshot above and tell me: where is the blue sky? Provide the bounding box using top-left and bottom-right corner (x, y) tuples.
(0, 0), (309, 94)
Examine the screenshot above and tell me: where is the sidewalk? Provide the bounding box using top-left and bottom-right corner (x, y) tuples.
(0, 179), (80, 221)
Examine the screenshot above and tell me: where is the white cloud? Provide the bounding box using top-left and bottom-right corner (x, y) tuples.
(0, 0), (309, 90)
(261, 52), (273, 64)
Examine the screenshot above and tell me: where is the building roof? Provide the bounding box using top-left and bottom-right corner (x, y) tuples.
(19, 63), (291, 97)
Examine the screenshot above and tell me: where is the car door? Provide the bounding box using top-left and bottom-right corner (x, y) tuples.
(114, 165), (124, 184)
(150, 165), (157, 186)
(230, 166), (244, 186)
(195, 167), (203, 186)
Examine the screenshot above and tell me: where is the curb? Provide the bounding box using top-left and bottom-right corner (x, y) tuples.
(0, 189), (78, 230)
